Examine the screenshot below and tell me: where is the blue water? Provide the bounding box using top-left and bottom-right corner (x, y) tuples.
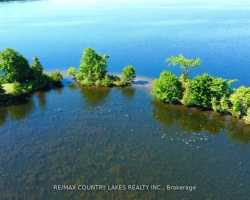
(1, 0), (250, 86)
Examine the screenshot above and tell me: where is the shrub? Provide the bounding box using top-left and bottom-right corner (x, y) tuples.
(243, 108), (250, 124)
(66, 67), (77, 77)
(122, 65), (136, 82)
(187, 74), (233, 108)
(101, 75), (113, 87)
(229, 86), (250, 118)
(12, 81), (23, 95)
(114, 76), (128, 87)
(151, 70), (183, 103)
(50, 70), (63, 83)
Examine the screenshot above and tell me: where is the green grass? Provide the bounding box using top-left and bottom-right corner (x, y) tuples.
(2, 83), (14, 94)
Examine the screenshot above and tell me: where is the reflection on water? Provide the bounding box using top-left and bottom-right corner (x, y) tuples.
(0, 82), (250, 200)
(115, 86), (135, 101)
(0, 96), (35, 123)
(0, 106), (8, 126)
(151, 100), (250, 145)
(226, 118), (250, 145)
(36, 92), (47, 111)
(152, 100), (226, 135)
(9, 97), (35, 120)
(80, 86), (111, 110)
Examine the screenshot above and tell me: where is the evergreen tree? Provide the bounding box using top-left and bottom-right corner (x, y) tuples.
(30, 56), (44, 81)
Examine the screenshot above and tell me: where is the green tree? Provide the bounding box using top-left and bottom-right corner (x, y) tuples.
(12, 81), (23, 95)
(229, 86), (250, 118)
(151, 70), (183, 103)
(0, 48), (30, 83)
(122, 65), (136, 82)
(76, 48), (109, 83)
(166, 54), (201, 78)
(50, 70), (63, 83)
(101, 75), (113, 87)
(186, 74), (233, 108)
(30, 56), (43, 81)
(114, 75), (128, 87)
(66, 66), (77, 78)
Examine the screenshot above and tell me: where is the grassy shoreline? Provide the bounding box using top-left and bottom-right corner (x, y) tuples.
(0, 79), (52, 102)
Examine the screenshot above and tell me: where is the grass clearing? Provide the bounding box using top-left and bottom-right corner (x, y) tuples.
(3, 83), (14, 94)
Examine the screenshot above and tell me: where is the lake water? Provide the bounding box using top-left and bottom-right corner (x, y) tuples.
(0, 0), (250, 199)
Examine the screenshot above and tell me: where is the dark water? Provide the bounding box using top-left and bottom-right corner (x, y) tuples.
(1, 0), (250, 199)
(0, 80), (249, 199)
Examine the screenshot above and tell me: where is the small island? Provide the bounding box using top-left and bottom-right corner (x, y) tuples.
(1, 47), (249, 125)
(0, 48), (63, 101)
(151, 55), (250, 124)
(0, 47), (136, 102)
(66, 47), (136, 87)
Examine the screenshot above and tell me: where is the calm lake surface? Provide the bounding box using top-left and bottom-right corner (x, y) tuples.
(0, 0), (250, 199)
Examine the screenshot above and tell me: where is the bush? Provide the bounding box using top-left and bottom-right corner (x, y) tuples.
(66, 67), (77, 77)
(101, 75), (113, 87)
(211, 95), (231, 113)
(229, 86), (250, 118)
(80, 78), (94, 86)
(243, 108), (250, 124)
(151, 70), (183, 103)
(12, 81), (23, 95)
(50, 70), (63, 83)
(114, 76), (128, 87)
(187, 74), (233, 108)
(122, 65), (136, 82)
(95, 79), (102, 86)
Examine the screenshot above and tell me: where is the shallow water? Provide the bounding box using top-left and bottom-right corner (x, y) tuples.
(0, 0), (250, 199)
(0, 80), (249, 199)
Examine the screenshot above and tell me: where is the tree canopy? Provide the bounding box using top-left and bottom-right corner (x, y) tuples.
(0, 48), (30, 83)
(0, 48), (64, 100)
(151, 70), (183, 103)
(69, 48), (136, 87)
(166, 54), (201, 78)
(30, 56), (44, 81)
(122, 65), (136, 81)
(186, 73), (233, 108)
(76, 48), (109, 82)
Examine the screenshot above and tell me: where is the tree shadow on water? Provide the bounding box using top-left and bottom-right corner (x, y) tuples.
(151, 100), (250, 145)
(133, 80), (149, 85)
(80, 86), (111, 110)
(115, 86), (135, 100)
(0, 96), (35, 126)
